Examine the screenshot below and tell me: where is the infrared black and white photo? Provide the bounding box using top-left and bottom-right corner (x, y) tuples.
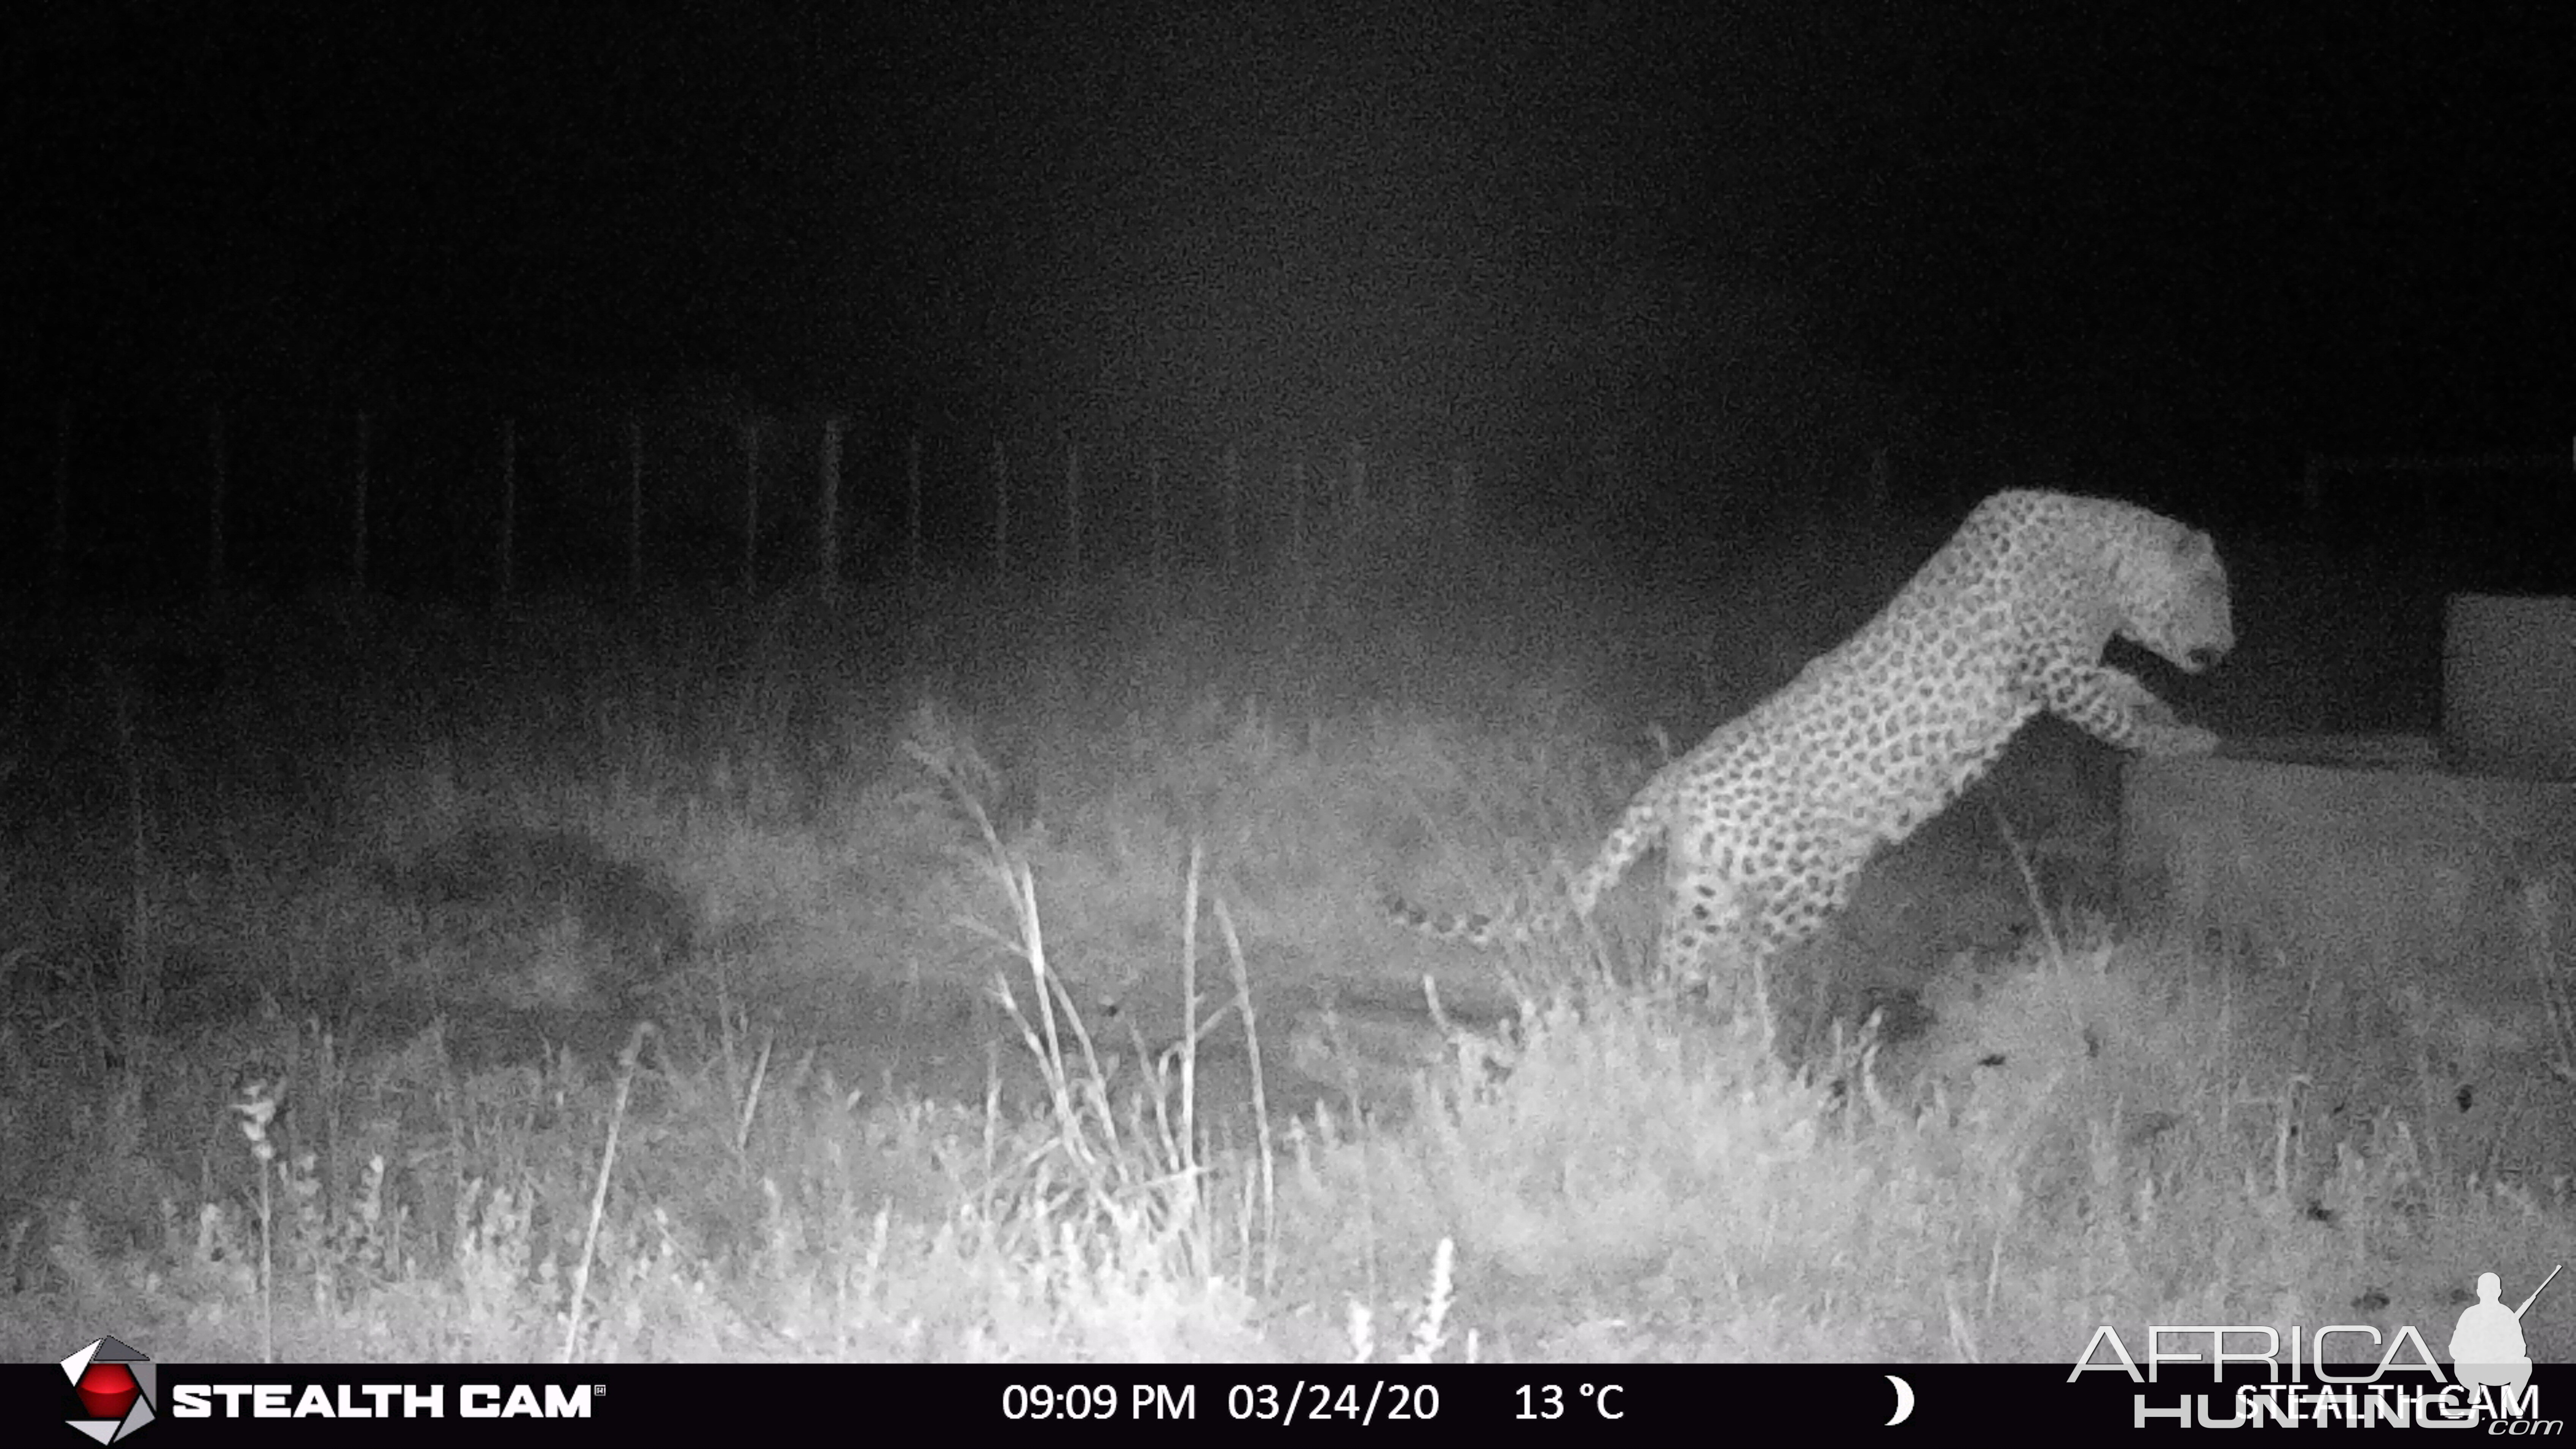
(4, 1), (2572, 1384)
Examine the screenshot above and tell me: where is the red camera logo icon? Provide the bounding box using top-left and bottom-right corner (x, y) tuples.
(60, 1337), (156, 1443)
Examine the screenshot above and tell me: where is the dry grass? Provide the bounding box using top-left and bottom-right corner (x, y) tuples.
(3, 556), (2571, 1365)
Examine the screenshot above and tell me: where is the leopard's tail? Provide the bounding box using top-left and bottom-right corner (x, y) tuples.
(1381, 786), (1664, 948)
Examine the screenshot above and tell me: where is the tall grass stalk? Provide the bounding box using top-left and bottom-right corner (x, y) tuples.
(564, 1020), (655, 1365)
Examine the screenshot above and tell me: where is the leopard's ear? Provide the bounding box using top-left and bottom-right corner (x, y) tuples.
(2168, 523), (2218, 567)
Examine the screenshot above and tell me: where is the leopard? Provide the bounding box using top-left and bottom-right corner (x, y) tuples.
(1382, 489), (2233, 1018)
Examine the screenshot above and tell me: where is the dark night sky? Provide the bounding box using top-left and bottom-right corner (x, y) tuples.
(10, 3), (2570, 516)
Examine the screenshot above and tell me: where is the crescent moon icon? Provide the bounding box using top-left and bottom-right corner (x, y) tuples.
(1885, 1375), (1915, 1427)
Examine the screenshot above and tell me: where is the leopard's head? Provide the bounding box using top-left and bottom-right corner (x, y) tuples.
(2111, 517), (2233, 674)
